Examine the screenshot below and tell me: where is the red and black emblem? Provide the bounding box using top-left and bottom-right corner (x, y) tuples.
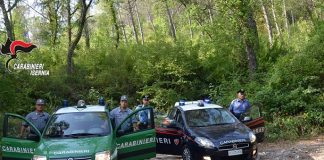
(0, 38), (37, 72)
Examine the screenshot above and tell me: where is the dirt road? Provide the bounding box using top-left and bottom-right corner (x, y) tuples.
(153, 135), (324, 160)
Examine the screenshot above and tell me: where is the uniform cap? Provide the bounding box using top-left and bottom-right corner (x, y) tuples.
(36, 99), (45, 105)
(142, 95), (150, 100)
(120, 95), (128, 101)
(237, 89), (245, 94)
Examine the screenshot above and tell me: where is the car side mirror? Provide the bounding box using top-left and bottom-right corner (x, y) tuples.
(27, 134), (40, 141)
(167, 120), (181, 129)
(242, 116), (252, 122)
(116, 129), (124, 137)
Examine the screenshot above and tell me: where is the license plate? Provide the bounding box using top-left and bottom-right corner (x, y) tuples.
(228, 149), (243, 156)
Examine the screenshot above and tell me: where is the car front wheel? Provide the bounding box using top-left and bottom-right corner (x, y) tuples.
(182, 145), (202, 160)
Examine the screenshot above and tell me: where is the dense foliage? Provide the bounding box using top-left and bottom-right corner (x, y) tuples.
(0, 0), (323, 140)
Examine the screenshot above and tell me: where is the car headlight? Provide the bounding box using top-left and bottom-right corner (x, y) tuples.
(195, 137), (215, 149)
(249, 132), (256, 143)
(95, 151), (111, 160)
(33, 155), (47, 160)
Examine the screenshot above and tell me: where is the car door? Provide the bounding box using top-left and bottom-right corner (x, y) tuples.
(116, 107), (156, 160)
(156, 108), (183, 155)
(244, 106), (265, 142)
(1, 113), (41, 160)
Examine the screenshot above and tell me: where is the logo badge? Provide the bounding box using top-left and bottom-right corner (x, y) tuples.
(174, 139), (180, 145)
(67, 158), (73, 160)
(233, 144), (238, 149)
(0, 38), (37, 72)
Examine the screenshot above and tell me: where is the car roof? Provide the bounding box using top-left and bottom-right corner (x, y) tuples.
(55, 105), (107, 114)
(175, 101), (223, 111)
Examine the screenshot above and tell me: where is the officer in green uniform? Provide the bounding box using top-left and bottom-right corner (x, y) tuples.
(20, 99), (49, 136)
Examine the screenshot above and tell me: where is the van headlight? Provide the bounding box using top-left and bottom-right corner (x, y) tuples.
(249, 132), (256, 143)
(33, 155), (47, 160)
(95, 151), (111, 160)
(195, 137), (215, 149)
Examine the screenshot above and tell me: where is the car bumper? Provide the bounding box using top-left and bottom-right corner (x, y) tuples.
(192, 142), (258, 160)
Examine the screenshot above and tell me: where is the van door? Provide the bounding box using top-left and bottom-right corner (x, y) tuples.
(116, 107), (156, 160)
(1, 113), (41, 160)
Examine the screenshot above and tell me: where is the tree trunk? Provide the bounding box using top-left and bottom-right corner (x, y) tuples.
(134, 1), (144, 44)
(146, 2), (156, 32)
(165, 0), (176, 41)
(67, 0), (92, 74)
(47, 0), (60, 46)
(84, 19), (90, 48)
(208, 8), (213, 23)
(8, 0), (15, 39)
(0, 0), (14, 40)
(188, 14), (193, 39)
(270, 0), (280, 35)
(67, 0), (72, 47)
(127, 0), (139, 44)
(117, 5), (128, 44)
(290, 10), (295, 27)
(282, 0), (289, 36)
(241, 1), (259, 78)
(109, 0), (120, 48)
(260, 0), (273, 46)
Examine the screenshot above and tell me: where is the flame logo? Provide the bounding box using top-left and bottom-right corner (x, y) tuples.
(0, 38), (37, 72)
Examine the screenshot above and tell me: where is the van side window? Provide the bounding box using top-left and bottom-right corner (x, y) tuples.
(117, 108), (154, 136)
(5, 116), (32, 140)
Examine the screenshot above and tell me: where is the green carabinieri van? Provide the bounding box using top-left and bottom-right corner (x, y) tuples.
(0, 104), (156, 160)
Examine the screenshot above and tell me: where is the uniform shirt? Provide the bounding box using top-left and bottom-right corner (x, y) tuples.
(110, 107), (136, 131)
(24, 111), (49, 133)
(135, 105), (150, 124)
(229, 98), (251, 115)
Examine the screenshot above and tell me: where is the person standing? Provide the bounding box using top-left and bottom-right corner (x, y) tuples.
(229, 89), (251, 120)
(135, 95), (151, 129)
(20, 99), (50, 136)
(110, 95), (137, 132)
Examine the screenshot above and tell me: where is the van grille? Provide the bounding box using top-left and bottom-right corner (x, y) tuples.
(50, 156), (92, 160)
(218, 142), (249, 151)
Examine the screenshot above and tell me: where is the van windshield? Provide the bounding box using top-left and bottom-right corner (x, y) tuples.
(44, 112), (110, 138)
(184, 108), (236, 127)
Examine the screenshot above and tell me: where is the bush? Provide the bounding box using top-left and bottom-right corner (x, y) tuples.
(266, 114), (323, 141)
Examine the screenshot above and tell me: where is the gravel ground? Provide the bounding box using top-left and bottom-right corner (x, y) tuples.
(153, 135), (324, 160)
(0, 136), (322, 160)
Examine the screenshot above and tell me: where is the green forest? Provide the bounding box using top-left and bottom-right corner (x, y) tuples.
(0, 0), (323, 140)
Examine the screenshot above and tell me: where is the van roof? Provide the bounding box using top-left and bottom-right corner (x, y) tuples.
(55, 105), (106, 114)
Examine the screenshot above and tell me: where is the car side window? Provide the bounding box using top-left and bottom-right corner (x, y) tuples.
(168, 108), (177, 119)
(175, 110), (184, 127)
(4, 115), (33, 140)
(117, 108), (154, 136)
(176, 113), (184, 126)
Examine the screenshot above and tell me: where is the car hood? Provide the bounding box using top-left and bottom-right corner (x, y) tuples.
(189, 123), (251, 146)
(38, 136), (114, 158)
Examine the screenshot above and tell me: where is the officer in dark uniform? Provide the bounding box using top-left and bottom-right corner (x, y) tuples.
(229, 89), (251, 120)
(20, 99), (50, 136)
(135, 95), (151, 130)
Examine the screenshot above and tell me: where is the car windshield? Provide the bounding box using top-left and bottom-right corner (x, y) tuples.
(184, 108), (236, 127)
(44, 112), (110, 138)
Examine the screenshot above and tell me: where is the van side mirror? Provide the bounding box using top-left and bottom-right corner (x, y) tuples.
(27, 134), (40, 141)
